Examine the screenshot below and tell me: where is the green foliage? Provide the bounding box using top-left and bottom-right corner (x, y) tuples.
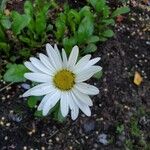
(27, 96), (40, 108)
(130, 118), (141, 137)
(55, 0), (130, 54)
(0, 11), (11, 55)
(116, 124), (124, 134)
(11, 0), (56, 47)
(4, 64), (28, 82)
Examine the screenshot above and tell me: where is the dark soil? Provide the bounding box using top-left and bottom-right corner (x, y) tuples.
(0, 0), (150, 150)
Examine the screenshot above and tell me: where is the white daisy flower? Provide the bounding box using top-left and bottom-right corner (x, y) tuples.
(23, 43), (102, 120)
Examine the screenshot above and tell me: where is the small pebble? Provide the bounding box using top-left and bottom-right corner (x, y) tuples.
(98, 133), (109, 145)
(83, 120), (96, 133)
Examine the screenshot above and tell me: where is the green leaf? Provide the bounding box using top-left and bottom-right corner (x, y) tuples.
(19, 48), (31, 58)
(53, 102), (66, 123)
(27, 96), (39, 108)
(55, 13), (66, 39)
(79, 6), (92, 17)
(0, 42), (10, 55)
(112, 6), (130, 17)
(34, 110), (43, 117)
(99, 37), (107, 42)
(11, 11), (31, 35)
(63, 37), (77, 55)
(84, 43), (97, 54)
(1, 16), (11, 29)
(24, 1), (33, 16)
(86, 35), (99, 43)
(4, 64), (28, 82)
(89, 0), (106, 12)
(0, 25), (6, 41)
(94, 70), (103, 79)
(102, 29), (114, 37)
(77, 16), (94, 44)
(35, 12), (46, 35)
(102, 19), (115, 26)
(0, 0), (8, 11)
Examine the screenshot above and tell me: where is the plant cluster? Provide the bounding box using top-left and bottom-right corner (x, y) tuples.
(0, 0), (130, 121)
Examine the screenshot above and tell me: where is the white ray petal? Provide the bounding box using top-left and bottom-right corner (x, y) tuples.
(68, 92), (79, 120)
(30, 57), (52, 75)
(67, 45), (79, 68)
(84, 57), (101, 70)
(73, 54), (91, 73)
(22, 83), (55, 97)
(37, 89), (57, 111)
(60, 92), (69, 117)
(24, 61), (40, 73)
(24, 73), (51, 83)
(62, 48), (68, 67)
(72, 88), (93, 106)
(39, 53), (55, 72)
(71, 92), (91, 116)
(42, 90), (61, 116)
(75, 83), (99, 95)
(76, 66), (102, 82)
(46, 43), (62, 70)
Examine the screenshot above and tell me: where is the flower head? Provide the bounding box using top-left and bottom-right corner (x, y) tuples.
(23, 44), (102, 120)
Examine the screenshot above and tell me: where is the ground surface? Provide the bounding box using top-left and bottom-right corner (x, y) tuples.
(0, 0), (150, 150)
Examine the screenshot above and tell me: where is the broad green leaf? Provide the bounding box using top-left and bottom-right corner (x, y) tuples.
(112, 6), (130, 17)
(27, 96), (39, 108)
(89, 0), (106, 12)
(24, 1), (33, 16)
(35, 12), (46, 35)
(55, 13), (66, 39)
(102, 19), (115, 26)
(103, 29), (114, 37)
(11, 11), (31, 35)
(84, 43), (97, 54)
(94, 70), (103, 79)
(77, 16), (94, 44)
(4, 64), (28, 82)
(0, 0), (8, 11)
(86, 35), (99, 43)
(99, 37), (107, 42)
(1, 16), (11, 29)
(63, 37), (77, 55)
(79, 6), (92, 17)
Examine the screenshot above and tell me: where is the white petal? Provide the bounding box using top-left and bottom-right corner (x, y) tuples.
(76, 66), (102, 82)
(60, 92), (69, 117)
(72, 88), (93, 106)
(22, 83), (55, 97)
(30, 57), (52, 75)
(67, 45), (79, 68)
(24, 61), (40, 72)
(62, 48), (68, 67)
(71, 92), (91, 116)
(75, 83), (99, 95)
(39, 53), (55, 72)
(42, 90), (61, 116)
(54, 44), (62, 63)
(84, 57), (101, 70)
(46, 43), (62, 69)
(73, 54), (91, 73)
(24, 73), (51, 83)
(68, 92), (79, 120)
(37, 88), (57, 111)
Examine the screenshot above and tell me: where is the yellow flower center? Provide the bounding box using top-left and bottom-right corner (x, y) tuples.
(53, 70), (75, 91)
